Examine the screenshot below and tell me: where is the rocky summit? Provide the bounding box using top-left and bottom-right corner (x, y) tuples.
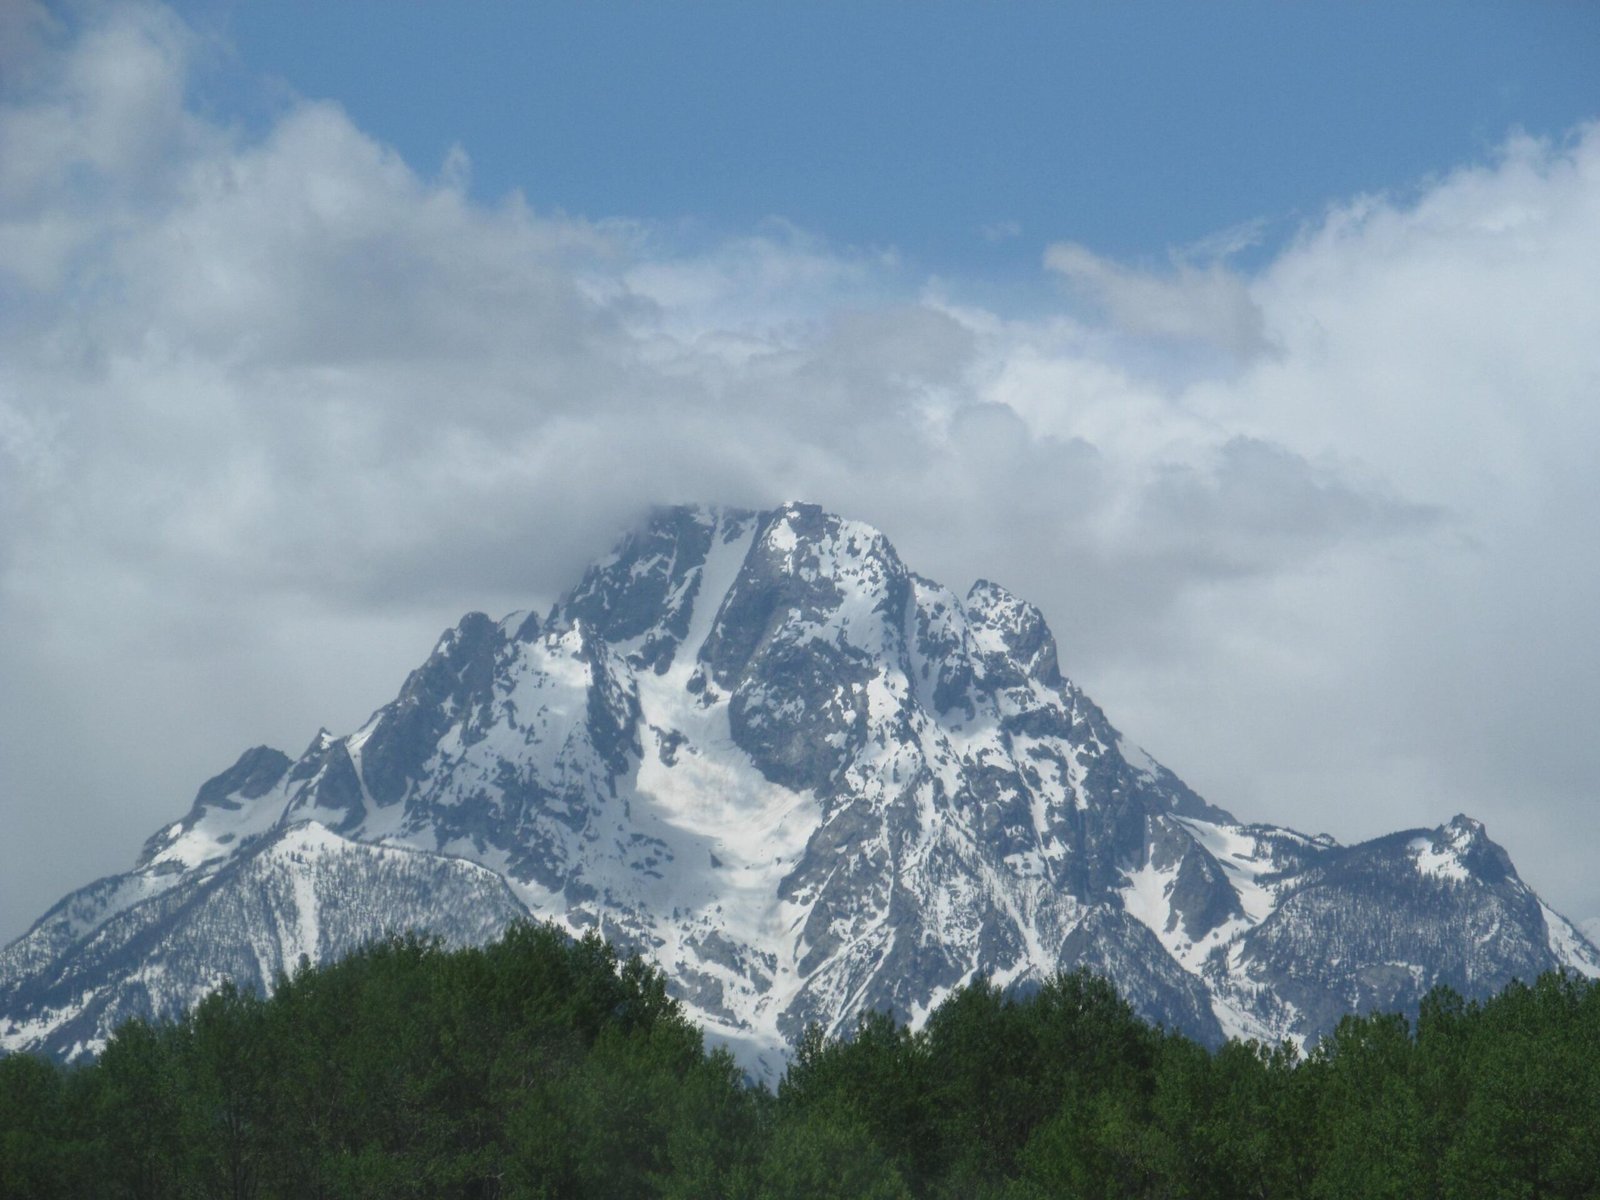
(4, 502), (1596, 1078)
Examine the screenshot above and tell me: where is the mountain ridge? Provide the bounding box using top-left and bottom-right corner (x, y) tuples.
(5, 501), (1596, 1077)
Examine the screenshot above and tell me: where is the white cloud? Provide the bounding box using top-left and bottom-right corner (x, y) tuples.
(1043, 239), (1271, 358)
(1091, 123), (1600, 925)
(1181, 215), (1270, 262)
(3, 5), (1600, 941)
(980, 219), (1021, 242)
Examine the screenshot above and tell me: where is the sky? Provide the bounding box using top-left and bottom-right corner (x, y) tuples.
(2, 0), (1600, 944)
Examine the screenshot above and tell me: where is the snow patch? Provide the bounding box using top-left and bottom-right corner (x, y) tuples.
(1173, 817), (1279, 924)
(1410, 836), (1470, 883)
(1543, 903), (1600, 978)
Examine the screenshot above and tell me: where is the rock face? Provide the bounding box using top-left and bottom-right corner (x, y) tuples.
(3, 503), (1596, 1076)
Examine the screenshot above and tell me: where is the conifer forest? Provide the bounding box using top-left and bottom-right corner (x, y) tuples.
(2, 922), (1596, 1199)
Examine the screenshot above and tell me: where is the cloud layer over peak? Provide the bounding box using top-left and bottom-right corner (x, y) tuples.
(3, 5), (1599, 941)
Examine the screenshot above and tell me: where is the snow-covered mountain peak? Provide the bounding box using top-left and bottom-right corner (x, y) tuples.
(6, 501), (1597, 1075)
(1405, 814), (1515, 888)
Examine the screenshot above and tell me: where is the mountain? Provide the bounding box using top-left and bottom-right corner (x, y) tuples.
(4, 502), (1596, 1077)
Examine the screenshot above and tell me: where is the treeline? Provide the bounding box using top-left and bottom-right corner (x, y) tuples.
(3, 923), (1599, 1199)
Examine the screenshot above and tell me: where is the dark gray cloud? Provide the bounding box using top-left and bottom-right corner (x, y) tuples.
(3, 7), (1599, 943)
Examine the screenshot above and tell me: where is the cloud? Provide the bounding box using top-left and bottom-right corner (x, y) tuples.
(3, 5), (1600, 942)
(1044, 240), (1271, 358)
(1181, 215), (1270, 262)
(1133, 436), (1442, 577)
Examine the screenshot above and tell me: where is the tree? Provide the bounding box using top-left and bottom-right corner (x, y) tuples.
(755, 1108), (913, 1200)
(1308, 1011), (1428, 1199)
(95, 1017), (188, 1200)
(0, 1051), (70, 1200)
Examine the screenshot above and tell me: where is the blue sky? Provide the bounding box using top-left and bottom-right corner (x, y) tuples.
(175, 1), (1600, 278)
(3, 2), (1600, 943)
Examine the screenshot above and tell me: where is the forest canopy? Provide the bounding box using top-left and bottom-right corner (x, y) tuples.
(2, 921), (1598, 1199)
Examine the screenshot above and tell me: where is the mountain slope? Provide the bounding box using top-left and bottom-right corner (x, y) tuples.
(4, 502), (1596, 1075)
